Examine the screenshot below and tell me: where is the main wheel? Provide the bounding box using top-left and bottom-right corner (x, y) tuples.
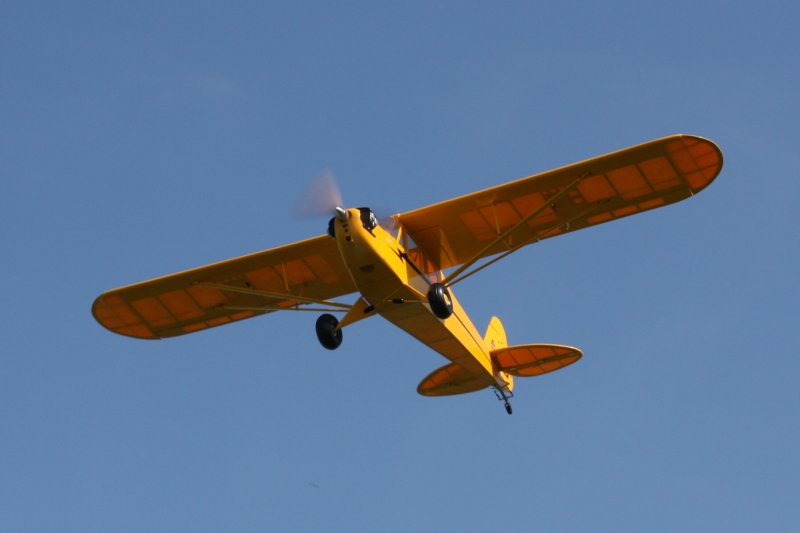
(427, 283), (453, 319)
(315, 313), (342, 350)
(505, 403), (513, 415)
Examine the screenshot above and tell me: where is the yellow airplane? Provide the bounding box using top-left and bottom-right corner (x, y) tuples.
(92, 134), (722, 414)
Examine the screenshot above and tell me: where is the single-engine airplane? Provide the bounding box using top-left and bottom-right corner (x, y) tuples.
(93, 135), (722, 414)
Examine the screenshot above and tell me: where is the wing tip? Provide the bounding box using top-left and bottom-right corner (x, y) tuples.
(91, 293), (160, 340)
(666, 134), (724, 194)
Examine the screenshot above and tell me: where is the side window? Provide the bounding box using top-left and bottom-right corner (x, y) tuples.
(425, 259), (440, 284)
(404, 232), (423, 269)
(403, 230), (442, 290)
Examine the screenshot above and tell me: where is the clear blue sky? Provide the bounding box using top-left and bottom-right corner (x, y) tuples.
(2, 2), (798, 531)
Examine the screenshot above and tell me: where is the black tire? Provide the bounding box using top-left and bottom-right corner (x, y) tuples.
(315, 313), (342, 350)
(505, 403), (513, 415)
(427, 283), (453, 319)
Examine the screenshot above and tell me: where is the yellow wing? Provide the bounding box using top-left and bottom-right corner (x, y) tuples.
(92, 235), (356, 339)
(398, 134), (722, 270)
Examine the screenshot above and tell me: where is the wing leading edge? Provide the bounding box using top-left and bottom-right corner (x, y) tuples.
(92, 235), (356, 339)
(398, 135), (722, 270)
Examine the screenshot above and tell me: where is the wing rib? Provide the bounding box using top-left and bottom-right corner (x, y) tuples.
(447, 204), (598, 286)
(445, 175), (588, 286)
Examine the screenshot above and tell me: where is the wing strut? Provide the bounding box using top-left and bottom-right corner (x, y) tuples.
(222, 305), (347, 313)
(445, 175), (589, 286)
(201, 282), (352, 309)
(447, 203), (599, 287)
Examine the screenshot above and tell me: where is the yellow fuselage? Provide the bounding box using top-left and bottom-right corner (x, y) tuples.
(333, 209), (509, 391)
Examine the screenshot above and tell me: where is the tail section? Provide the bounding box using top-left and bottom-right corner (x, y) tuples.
(416, 316), (582, 412)
(416, 316), (510, 397)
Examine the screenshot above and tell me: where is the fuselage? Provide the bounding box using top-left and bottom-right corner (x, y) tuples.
(332, 208), (511, 392)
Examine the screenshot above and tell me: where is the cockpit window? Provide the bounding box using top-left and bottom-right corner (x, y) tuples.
(382, 216), (400, 240)
(358, 208), (379, 231)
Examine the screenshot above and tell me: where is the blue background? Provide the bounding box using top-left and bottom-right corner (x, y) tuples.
(2, 2), (798, 531)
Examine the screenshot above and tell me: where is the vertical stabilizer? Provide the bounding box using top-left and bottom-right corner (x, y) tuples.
(484, 316), (513, 394)
(484, 317), (507, 351)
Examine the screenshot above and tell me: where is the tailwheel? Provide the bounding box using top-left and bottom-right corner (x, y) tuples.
(427, 283), (454, 319)
(493, 387), (514, 415)
(315, 313), (342, 350)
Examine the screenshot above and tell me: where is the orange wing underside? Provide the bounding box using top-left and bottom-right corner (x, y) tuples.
(400, 135), (722, 269)
(93, 235), (356, 339)
(94, 134), (722, 341)
(417, 362), (491, 396)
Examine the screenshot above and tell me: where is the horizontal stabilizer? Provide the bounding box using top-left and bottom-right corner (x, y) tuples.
(491, 344), (582, 377)
(417, 362), (490, 397)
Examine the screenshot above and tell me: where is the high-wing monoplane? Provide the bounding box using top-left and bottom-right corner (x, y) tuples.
(93, 135), (722, 413)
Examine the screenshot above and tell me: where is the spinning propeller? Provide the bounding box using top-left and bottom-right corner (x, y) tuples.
(293, 169), (344, 218)
(293, 169), (398, 233)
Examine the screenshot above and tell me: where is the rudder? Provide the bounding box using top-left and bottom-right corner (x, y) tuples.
(484, 316), (507, 351)
(485, 317), (514, 393)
